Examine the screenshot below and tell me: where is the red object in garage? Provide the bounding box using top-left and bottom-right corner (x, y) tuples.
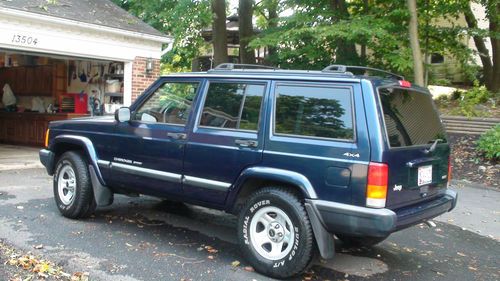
(59, 93), (88, 113)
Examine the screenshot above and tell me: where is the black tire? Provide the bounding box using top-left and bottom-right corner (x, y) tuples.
(53, 151), (96, 219)
(237, 187), (314, 279)
(336, 234), (387, 247)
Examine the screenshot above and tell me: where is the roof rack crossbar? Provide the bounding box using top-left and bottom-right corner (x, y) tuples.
(212, 63), (276, 70)
(322, 65), (405, 80)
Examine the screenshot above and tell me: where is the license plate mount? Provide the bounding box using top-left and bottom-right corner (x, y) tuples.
(418, 165), (433, 186)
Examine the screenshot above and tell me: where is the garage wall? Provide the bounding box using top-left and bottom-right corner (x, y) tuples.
(131, 57), (161, 102)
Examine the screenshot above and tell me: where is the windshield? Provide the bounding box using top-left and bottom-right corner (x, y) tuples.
(378, 87), (447, 148)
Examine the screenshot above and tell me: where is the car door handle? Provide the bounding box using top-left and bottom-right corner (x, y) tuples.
(235, 139), (258, 148)
(166, 132), (187, 140)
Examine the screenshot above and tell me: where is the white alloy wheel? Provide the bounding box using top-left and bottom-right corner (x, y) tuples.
(249, 206), (295, 261)
(57, 165), (76, 205)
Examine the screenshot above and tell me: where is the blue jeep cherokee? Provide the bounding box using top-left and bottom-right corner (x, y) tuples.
(40, 64), (457, 279)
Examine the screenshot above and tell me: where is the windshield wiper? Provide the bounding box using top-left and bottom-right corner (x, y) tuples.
(424, 139), (443, 154)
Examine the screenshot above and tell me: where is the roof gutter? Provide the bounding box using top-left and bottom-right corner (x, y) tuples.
(0, 7), (172, 44)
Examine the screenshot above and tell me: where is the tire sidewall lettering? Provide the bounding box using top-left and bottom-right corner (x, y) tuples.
(242, 197), (302, 269)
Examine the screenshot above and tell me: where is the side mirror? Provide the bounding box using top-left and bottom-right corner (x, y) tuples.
(115, 107), (131, 122)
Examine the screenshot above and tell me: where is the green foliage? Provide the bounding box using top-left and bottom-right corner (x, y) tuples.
(430, 78), (452, 86)
(476, 124), (500, 161)
(450, 90), (462, 100)
(450, 81), (493, 117)
(249, 0), (475, 80)
(112, 0), (211, 69)
(466, 81), (492, 104)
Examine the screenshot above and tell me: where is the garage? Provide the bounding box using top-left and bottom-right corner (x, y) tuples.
(0, 0), (171, 146)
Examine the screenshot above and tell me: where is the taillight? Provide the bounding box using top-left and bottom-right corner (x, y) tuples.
(398, 80), (412, 88)
(366, 162), (388, 208)
(44, 129), (50, 148)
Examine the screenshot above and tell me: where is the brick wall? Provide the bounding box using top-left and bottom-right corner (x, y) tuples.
(131, 56), (161, 102)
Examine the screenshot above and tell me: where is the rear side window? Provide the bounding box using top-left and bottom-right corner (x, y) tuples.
(274, 84), (354, 140)
(199, 82), (265, 131)
(379, 88), (447, 147)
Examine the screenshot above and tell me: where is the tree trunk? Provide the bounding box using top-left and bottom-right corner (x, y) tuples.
(265, 1), (278, 65)
(464, 3), (493, 89)
(239, 0), (256, 64)
(488, 2), (500, 93)
(211, 0), (228, 67)
(329, 0), (359, 64)
(406, 0), (424, 86)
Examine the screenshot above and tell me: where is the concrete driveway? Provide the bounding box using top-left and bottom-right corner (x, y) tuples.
(0, 145), (498, 280)
(0, 145), (43, 171)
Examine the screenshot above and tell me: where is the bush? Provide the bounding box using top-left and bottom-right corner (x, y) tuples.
(476, 124), (500, 161)
(465, 81), (491, 104)
(450, 90), (462, 101)
(450, 81), (493, 117)
(431, 78), (452, 86)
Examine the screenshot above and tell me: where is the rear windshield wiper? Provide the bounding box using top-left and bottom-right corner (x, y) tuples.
(424, 139), (443, 154)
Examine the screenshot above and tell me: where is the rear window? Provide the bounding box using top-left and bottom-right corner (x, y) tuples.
(378, 88), (447, 148)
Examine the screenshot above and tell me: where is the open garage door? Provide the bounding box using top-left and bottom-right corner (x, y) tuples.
(0, 49), (125, 146)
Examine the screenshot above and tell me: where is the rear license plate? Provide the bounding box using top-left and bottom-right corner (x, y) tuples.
(418, 165), (433, 186)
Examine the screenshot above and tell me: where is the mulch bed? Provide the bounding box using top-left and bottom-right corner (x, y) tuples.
(448, 133), (499, 188)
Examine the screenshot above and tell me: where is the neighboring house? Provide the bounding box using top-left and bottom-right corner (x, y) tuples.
(0, 0), (172, 146)
(427, 3), (492, 83)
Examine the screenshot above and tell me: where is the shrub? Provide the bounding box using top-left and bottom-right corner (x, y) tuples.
(465, 81), (491, 104)
(431, 78), (452, 86)
(450, 81), (493, 117)
(476, 124), (500, 161)
(450, 90), (462, 100)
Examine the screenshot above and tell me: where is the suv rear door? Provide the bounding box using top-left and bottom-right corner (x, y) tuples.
(263, 81), (369, 205)
(182, 79), (268, 205)
(377, 85), (450, 209)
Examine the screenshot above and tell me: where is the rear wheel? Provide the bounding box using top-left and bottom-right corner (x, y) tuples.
(53, 151), (96, 219)
(336, 234), (387, 247)
(237, 187), (314, 279)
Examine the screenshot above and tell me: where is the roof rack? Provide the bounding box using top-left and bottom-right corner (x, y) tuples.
(322, 65), (404, 80)
(211, 63), (277, 71)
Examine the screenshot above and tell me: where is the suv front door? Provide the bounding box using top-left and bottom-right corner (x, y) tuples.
(109, 79), (201, 197)
(182, 80), (268, 205)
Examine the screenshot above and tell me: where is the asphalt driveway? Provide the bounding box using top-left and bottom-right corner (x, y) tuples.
(0, 145), (498, 280)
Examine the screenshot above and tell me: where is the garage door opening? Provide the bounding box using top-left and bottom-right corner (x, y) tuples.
(0, 50), (126, 146)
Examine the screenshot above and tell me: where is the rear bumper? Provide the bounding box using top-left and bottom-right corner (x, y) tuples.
(307, 189), (457, 238)
(39, 149), (55, 175)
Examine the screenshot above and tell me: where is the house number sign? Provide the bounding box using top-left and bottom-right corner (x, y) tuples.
(11, 34), (39, 46)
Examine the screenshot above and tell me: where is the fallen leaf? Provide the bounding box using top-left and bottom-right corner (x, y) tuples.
(244, 266), (254, 272)
(207, 255), (214, 260)
(34, 244), (43, 250)
(231, 260), (240, 267)
(457, 252), (467, 257)
(125, 243), (133, 247)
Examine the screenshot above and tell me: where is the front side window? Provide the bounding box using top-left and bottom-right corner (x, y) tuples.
(133, 82), (199, 125)
(274, 84), (354, 140)
(199, 82), (265, 131)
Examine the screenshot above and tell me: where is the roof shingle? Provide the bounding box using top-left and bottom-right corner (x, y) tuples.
(0, 0), (166, 38)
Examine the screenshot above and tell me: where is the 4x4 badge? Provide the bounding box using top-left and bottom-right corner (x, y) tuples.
(343, 152), (360, 158)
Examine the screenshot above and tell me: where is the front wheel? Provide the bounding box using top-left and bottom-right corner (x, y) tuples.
(237, 187), (314, 279)
(53, 151), (96, 219)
